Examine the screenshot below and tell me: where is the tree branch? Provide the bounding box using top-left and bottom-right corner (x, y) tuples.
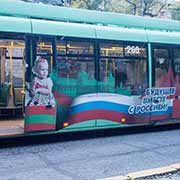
(125, 0), (136, 6)
(125, 0), (137, 15)
(144, 3), (166, 17)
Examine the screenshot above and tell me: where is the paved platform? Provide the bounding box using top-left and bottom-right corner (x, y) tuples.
(0, 119), (24, 136)
(100, 163), (180, 180)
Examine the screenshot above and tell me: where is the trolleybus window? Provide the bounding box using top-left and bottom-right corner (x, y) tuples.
(56, 56), (94, 80)
(100, 42), (123, 57)
(100, 42), (147, 95)
(66, 41), (94, 55)
(36, 37), (53, 72)
(173, 48), (180, 76)
(56, 40), (94, 56)
(55, 39), (95, 96)
(56, 40), (66, 55)
(0, 40), (25, 87)
(153, 48), (170, 87)
(173, 48), (180, 96)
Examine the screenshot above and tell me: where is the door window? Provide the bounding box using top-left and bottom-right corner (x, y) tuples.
(153, 48), (170, 87)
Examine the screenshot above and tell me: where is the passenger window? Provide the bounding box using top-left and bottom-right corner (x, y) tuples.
(100, 42), (147, 95)
(173, 48), (180, 76)
(0, 39), (25, 87)
(66, 41), (94, 55)
(56, 57), (94, 80)
(154, 48), (170, 87)
(55, 39), (95, 96)
(36, 38), (53, 72)
(173, 48), (180, 96)
(100, 43), (123, 57)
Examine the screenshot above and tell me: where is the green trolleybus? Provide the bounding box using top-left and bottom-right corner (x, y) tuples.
(0, 0), (180, 138)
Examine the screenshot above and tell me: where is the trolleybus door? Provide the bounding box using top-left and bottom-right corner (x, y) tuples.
(55, 40), (96, 130)
(24, 37), (57, 133)
(151, 46), (173, 123)
(171, 47), (180, 119)
(0, 39), (25, 136)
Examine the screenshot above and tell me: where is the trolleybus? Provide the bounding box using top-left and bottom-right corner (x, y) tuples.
(0, 0), (180, 138)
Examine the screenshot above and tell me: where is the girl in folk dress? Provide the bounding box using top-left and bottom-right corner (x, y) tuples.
(30, 57), (55, 108)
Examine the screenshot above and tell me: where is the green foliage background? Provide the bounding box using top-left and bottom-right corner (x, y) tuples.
(21, 0), (180, 20)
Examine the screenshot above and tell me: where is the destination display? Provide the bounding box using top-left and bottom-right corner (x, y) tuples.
(124, 45), (146, 57)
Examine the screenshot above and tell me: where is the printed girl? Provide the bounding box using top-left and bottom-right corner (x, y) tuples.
(30, 57), (55, 108)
